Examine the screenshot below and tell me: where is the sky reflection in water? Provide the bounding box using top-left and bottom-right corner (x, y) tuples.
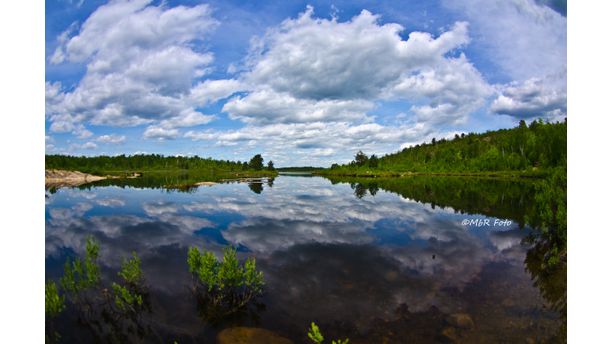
(45, 176), (561, 342)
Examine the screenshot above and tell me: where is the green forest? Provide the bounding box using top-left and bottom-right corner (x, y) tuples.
(319, 119), (566, 177)
(46, 153), (276, 177)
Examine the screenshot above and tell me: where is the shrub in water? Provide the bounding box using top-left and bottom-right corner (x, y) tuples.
(112, 252), (146, 313)
(187, 246), (264, 318)
(48, 238), (151, 342)
(307, 322), (349, 344)
(60, 236), (101, 295)
(45, 281), (65, 318)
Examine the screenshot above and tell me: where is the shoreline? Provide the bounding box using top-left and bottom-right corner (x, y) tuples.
(314, 170), (551, 179)
(45, 169), (278, 190)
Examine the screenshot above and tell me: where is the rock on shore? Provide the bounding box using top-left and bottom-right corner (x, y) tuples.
(45, 169), (106, 188)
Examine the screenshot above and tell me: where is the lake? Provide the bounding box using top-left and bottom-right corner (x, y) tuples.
(45, 175), (565, 343)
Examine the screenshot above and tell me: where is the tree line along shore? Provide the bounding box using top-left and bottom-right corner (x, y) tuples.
(316, 119), (566, 178)
(46, 119), (566, 183)
(45, 154), (278, 188)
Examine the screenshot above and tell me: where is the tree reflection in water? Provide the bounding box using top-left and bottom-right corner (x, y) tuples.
(45, 173), (566, 342)
(327, 171), (567, 340)
(523, 169), (567, 341)
(248, 182), (264, 194)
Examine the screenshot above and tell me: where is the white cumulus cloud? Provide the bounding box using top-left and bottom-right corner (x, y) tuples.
(444, 0), (566, 120)
(225, 7), (489, 125)
(143, 126), (180, 140)
(490, 70), (566, 119)
(185, 121), (448, 166)
(46, 0), (239, 139)
(96, 134), (127, 144)
(443, 0), (566, 81)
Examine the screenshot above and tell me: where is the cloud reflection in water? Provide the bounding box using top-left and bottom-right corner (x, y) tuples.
(45, 176), (557, 341)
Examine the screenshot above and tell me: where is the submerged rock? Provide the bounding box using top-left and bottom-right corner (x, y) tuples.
(217, 327), (293, 344)
(441, 326), (459, 342)
(446, 313), (475, 329)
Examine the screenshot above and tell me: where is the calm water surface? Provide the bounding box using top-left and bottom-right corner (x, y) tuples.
(45, 175), (563, 343)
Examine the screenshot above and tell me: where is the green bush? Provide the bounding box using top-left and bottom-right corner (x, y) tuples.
(187, 246), (264, 316)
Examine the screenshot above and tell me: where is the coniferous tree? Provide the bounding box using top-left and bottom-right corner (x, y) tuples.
(368, 154), (379, 168)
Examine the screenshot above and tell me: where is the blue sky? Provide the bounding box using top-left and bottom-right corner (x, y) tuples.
(45, 0), (566, 166)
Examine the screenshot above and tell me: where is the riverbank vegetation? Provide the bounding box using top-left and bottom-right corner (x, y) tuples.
(318, 119), (566, 177)
(45, 153), (278, 191)
(46, 153), (277, 178)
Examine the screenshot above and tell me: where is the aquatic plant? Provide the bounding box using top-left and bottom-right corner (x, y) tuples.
(45, 281), (65, 318)
(187, 246), (264, 317)
(112, 252), (146, 313)
(307, 322), (324, 344)
(117, 252), (144, 286)
(49, 239), (152, 342)
(49, 238), (101, 342)
(60, 236), (101, 295)
(112, 283), (144, 312)
(307, 322), (349, 344)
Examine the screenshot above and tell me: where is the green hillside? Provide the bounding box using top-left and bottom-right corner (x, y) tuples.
(319, 119), (566, 177)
